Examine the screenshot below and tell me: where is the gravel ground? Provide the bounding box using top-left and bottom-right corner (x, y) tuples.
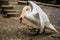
(0, 5), (60, 40)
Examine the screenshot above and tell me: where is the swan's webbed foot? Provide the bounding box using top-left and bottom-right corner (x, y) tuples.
(39, 28), (46, 34)
(42, 29), (45, 33)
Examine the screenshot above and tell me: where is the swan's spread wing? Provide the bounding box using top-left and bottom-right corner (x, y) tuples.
(36, 7), (50, 22)
(29, 1), (50, 22)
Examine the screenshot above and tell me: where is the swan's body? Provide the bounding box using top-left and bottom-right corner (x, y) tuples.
(19, 1), (58, 33)
(29, 1), (58, 33)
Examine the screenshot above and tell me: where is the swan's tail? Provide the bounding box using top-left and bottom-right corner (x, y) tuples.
(46, 24), (58, 33)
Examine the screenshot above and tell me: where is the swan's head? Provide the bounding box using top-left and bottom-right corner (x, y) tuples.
(19, 6), (31, 23)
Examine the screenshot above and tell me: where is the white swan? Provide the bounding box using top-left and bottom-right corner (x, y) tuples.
(19, 1), (58, 34)
(28, 1), (58, 33)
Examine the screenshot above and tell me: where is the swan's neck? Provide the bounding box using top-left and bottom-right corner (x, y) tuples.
(20, 6), (31, 18)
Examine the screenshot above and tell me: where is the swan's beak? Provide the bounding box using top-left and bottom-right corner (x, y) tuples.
(19, 17), (22, 23)
(19, 14), (25, 23)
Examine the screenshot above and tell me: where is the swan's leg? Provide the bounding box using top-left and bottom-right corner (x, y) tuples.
(39, 23), (45, 34)
(43, 28), (45, 33)
(39, 18), (45, 34)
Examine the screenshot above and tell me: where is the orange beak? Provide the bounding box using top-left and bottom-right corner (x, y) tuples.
(19, 17), (22, 23)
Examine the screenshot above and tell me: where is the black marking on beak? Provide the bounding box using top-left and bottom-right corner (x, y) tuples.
(19, 17), (22, 23)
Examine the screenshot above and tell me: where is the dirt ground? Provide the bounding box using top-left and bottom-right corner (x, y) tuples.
(0, 5), (60, 40)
